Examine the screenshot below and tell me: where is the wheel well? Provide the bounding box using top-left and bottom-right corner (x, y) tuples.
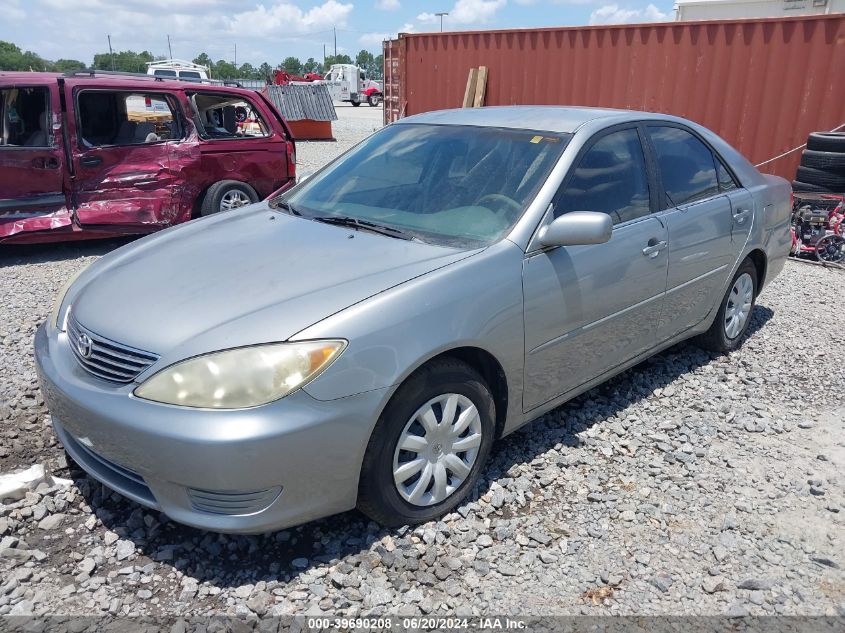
(426, 347), (509, 439)
(747, 249), (767, 295)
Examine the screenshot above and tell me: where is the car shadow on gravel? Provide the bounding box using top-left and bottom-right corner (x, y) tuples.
(0, 237), (138, 266)
(63, 305), (773, 591)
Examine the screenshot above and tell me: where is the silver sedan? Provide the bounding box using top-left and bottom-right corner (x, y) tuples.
(35, 106), (792, 533)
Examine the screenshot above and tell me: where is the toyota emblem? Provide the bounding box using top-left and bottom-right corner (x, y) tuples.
(76, 333), (93, 358)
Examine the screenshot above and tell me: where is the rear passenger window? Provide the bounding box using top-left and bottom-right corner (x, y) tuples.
(648, 126), (719, 206)
(716, 159), (738, 192)
(189, 93), (270, 139)
(556, 128), (651, 225)
(77, 91), (180, 147)
(0, 86), (50, 147)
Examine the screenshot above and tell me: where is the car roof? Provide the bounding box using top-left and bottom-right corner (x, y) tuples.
(396, 105), (676, 134)
(0, 71), (252, 96)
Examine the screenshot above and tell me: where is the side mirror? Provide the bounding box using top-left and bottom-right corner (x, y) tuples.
(538, 211), (613, 248)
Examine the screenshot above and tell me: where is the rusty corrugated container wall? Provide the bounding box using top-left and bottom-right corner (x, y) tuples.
(383, 15), (845, 180)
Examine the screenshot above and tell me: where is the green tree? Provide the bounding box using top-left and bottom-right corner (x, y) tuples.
(238, 62), (259, 79)
(369, 54), (384, 80)
(259, 62), (274, 80)
(213, 60), (237, 79)
(303, 57), (320, 74)
(54, 59), (87, 73)
(355, 49), (374, 71)
(92, 49), (154, 73)
(192, 52), (213, 69)
(323, 54), (352, 69)
(0, 41), (53, 71)
(281, 56), (302, 75)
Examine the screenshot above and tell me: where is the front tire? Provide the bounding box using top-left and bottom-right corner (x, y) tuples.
(358, 359), (495, 527)
(367, 93), (382, 107)
(696, 259), (758, 353)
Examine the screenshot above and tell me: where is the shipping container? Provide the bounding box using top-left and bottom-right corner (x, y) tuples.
(383, 15), (845, 180)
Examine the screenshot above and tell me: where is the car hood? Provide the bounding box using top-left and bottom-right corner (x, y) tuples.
(71, 207), (477, 355)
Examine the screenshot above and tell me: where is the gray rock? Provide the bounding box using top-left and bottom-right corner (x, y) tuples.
(37, 513), (65, 530)
(115, 540), (135, 561)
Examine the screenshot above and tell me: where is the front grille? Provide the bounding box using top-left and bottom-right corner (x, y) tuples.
(187, 487), (282, 516)
(66, 314), (158, 383)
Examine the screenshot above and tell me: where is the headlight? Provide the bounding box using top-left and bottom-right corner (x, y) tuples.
(51, 265), (89, 330)
(133, 340), (346, 409)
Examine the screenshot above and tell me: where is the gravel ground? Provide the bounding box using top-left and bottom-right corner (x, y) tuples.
(0, 106), (843, 617)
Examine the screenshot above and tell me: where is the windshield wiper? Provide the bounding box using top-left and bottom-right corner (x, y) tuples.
(312, 215), (418, 241)
(270, 200), (301, 216)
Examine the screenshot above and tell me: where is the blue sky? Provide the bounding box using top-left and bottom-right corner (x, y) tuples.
(2, 0), (676, 67)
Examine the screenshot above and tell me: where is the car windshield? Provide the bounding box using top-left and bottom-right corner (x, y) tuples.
(284, 123), (570, 247)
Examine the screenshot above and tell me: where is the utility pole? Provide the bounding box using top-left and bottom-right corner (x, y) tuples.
(167, 34), (173, 59)
(234, 43), (237, 67)
(435, 12), (449, 32)
(333, 27), (337, 57)
(107, 34), (115, 70)
(323, 44), (326, 67)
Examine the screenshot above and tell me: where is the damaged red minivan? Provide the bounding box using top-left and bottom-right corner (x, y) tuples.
(0, 71), (295, 244)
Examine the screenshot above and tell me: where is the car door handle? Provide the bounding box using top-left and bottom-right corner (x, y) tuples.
(80, 156), (102, 168)
(31, 157), (59, 169)
(642, 240), (667, 258)
(733, 208), (751, 225)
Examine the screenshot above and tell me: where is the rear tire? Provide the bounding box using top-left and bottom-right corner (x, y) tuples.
(200, 180), (259, 217)
(696, 259), (758, 354)
(792, 180), (831, 193)
(357, 359), (495, 527)
(350, 99), (361, 107)
(800, 149), (845, 174)
(806, 132), (845, 153)
(795, 166), (845, 191)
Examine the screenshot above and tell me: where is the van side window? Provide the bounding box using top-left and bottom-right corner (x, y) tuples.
(647, 126), (720, 206)
(189, 93), (270, 139)
(0, 86), (50, 147)
(77, 91), (180, 147)
(555, 128), (651, 225)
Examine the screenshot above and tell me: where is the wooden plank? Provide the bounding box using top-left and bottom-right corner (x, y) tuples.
(473, 66), (488, 108)
(462, 68), (479, 108)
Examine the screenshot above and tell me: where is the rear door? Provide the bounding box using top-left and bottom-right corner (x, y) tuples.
(644, 124), (738, 338)
(64, 81), (181, 227)
(0, 80), (71, 239)
(177, 89), (290, 202)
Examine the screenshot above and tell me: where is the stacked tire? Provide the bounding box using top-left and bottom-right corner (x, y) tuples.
(793, 132), (845, 193)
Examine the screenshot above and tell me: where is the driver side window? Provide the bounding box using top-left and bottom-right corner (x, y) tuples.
(555, 128), (651, 225)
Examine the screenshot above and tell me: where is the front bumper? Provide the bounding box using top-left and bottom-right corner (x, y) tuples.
(34, 323), (390, 533)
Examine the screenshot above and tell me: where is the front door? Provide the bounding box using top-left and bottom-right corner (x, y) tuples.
(0, 82), (70, 240)
(64, 83), (180, 227)
(644, 125), (742, 338)
(522, 127), (669, 411)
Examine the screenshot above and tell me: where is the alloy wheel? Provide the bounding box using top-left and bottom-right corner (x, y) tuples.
(220, 189), (251, 211)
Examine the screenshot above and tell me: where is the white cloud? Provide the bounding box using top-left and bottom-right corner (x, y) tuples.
(359, 32), (390, 45)
(589, 2), (670, 24)
(451, 0), (507, 23)
(399, 22), (416, 32)
(228, 1), (354, 36)
(375, 0), (400, 8)
(418, 0), (506, 27)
